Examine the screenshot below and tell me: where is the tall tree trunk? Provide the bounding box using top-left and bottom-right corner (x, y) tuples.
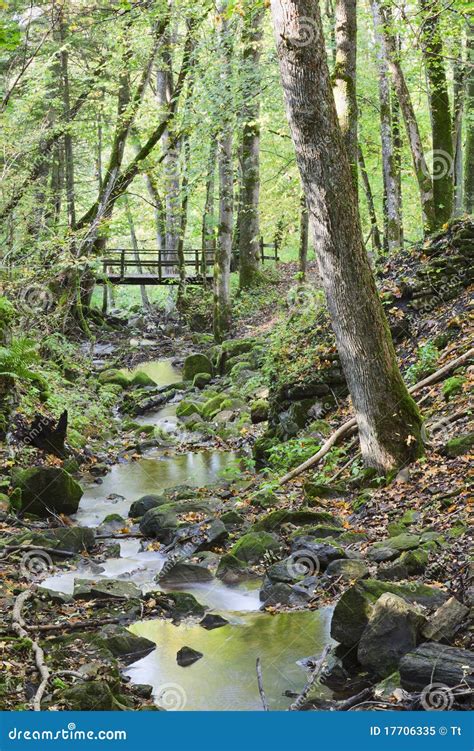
(464, 25), (474, 214)
(202, 140), (217, 281)
(125, 197), (150, 309)
(332, 0), (358, 189)
(59, 15), (76, 230)
(270, 0), (423, 472)
(452, 44), (464, 216)
(391, 81), (404, 245)
(419, 0), (454, 223)
(377, 2), (436, 233)
(298, 193), (309, 278)
(358, 145), (382, 253)
(213, 2), (234, 342)
(239, 2), (264, 289)
(370, 0), (402, 250)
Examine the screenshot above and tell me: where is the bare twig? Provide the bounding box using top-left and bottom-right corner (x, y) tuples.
(288, 645), (331, 711)
(256, 657), (269, 711)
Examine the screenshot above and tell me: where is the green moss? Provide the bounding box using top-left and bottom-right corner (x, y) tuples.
(98, 369), (131, 389)
(230, 531), (282, 563)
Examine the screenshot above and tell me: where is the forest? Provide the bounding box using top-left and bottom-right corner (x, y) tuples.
(0, 0), (472, 717)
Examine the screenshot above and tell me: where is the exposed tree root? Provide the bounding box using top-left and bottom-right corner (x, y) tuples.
(11, 588), (50, 711)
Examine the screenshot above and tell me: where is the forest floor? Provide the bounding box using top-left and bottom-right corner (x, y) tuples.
(0, 226), (472, 712)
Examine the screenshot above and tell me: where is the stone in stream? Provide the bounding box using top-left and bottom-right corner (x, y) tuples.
(12, 466), (83, 517)
(229, 531), (283, 564)
(183, 353), (213, 381)
(199, 614), (229, 630)
(157, 560), (214, 585)
(330, 579), (449, 646)
(259, 580), (311, 607)
(100, 625), (156, 665)
(73, 579), (141, 601)
(357, 593), (426, 678)
(176, 646), (203, 667)
(128, 494), (168, 518)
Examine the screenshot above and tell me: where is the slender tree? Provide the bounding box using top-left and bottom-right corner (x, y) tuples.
(332, 0), (358, 188)
(370, 0), (402, 250)
(238, 1), (264, 288)
(464, 24), (474, 214)
(213, 1), (234, 342)
(358, 145), (382, 253)
(419, 0), (454, 223)
(270, 0), (423, 471)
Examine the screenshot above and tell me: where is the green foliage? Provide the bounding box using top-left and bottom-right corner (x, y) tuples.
(266, 436), (321, 472)
(0, 20), (20, 51)
(442, 375), (466, 400)
(0, 337), (39, 382)
(406, 342), (439, 384)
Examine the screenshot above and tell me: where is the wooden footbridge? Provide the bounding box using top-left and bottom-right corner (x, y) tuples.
(98, 240), (280, 286)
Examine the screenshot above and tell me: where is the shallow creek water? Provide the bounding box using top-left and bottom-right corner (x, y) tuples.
(43, 358), (333, 710)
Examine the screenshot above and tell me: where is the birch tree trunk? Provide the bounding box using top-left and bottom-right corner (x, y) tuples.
(377, 2), (436, 233)
(202, 140), (217, 280)
(332, 0), (358, 189)
(239, 2), (264, 289)
(370, 0), (402, 250)
(213, 2), (234, 342)
(270, 0), (423, 472)
(419, 0), (454, 223)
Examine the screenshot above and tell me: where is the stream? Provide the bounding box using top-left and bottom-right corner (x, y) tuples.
(42, 358), (333, 710)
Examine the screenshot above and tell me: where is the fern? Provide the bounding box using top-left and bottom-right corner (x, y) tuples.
(0, 337), (39, 382)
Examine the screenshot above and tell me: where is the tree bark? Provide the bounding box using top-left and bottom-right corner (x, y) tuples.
(358, 145), (382, 253)
(370, 0), (402, 250)
(464, 25), (474, 214)
(202, 139), (217, 271)
(452, 44), (464, 216)
(213, 2), (234, 342)
(377, 2), (436, 233)
(298, 193), (309, 277)
(125, 197), (150, 310)
(239, 2), (264, 288)
(419, 0), (454, 224)
(270, 0), (423, 471)
(59, 14), (76, 230)
(332, 0), (358, 189)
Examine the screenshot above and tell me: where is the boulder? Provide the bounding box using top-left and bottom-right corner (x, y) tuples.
(325, 559), (369, 580)
(443, 432), (474, 457)
(129, 494), (168, 518)
(61, 680), (119, 710)
(183, 353), (212, 381)
(220, 510), (245, 529)
(165, 591), (206, 619)
(250, 399), (269, 424)
(193, 372), (212, 389)
(45, 526), (95, 553)
(131, 371), (156, 388)
(13, 467), (83, 517)
(200, 614), (229, 630)
(176, 400), (203, 419)
(399, 643), (474, 692)
(330, 579), (448, 646)
(215, 553), (248, 582)
(73, 579), (141, 601)
(290, 539), (346, 570)
(378, 549), (429, 581)
(158, 559), (214, 585)
(139, 500), (216, 543)
(421, 597), (469, 642)
(260, 581), (310, 607)
(176, 646), (203, 667)
(98, 369), (131, 389)
(252, 509), (339, 532)
(304, 481), (349, 501)
(101, 626), (156, 665)
(230, 531), (282, 564)
(357, 593), (426, 677)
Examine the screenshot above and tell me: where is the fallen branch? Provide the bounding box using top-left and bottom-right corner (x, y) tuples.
(27, 616), (124, 633)
(0, 544), (75, 560)
(279, 347), (473, 485)
(12, 589), (50, 711)
(256, 657), (269, 711)
(288, 645), (331, 711)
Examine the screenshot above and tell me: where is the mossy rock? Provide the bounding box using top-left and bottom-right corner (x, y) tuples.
(443, 432), (474, 457)
(442, 376), (466, 400)
(131, 371), (156, 388)
(216, 553), (248, 581)
(201, 395), (228, 419)
(101, 626), (156, 665)
(12, 467), (83, 518)
(330, 579), (448, 646)
(60, 680), (127, 710)
(193, 372), (212, 389)
(166, 591), (206, 618)
(98, 369), (131, 389)
(250, 399), (269, 424)
(176, 400), (203, 418)
(303, 481), (349, 501)
(252, 509), (339, 532)
(230, 531), (282, 563)
(369, 533), (421, 554)
(129, 494), (168, 518)
(288, 524), (344, 540)
(220, 510), (245, 528)
(183, 353), (213, 381)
